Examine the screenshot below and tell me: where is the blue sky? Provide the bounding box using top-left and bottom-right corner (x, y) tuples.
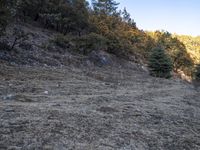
(89, 0), (200, 36)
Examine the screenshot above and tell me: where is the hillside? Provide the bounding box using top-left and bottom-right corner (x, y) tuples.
(1, 0), (200, 77)
(0, 24), (200, 150)
(0, 0), (200, 149)
(0, 52), (200, 150)
(175, 35), (200, 64)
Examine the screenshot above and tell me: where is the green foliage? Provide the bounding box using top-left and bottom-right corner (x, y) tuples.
(2, 0), (199, 80)
(19, 0), (90, 34)
(89, 3), (142, 58)
(148, 31), (194, 76)
(15, 0), (45, 21)
(195, 64), (200, 81)
(176, 35), (200, 64)
(106, 34), (133, 57)
(72, 0), (90, 35)
(73, 33), (108, 55)
(5, 0), (149, 59)
(92, 0), (119, 15)
(148, 47), (173, 78)
(122, 8), (136, 28)
(53, 34), (72, 49)
(53, 33), (108, 55)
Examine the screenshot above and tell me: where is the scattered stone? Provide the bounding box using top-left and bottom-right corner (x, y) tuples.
(7, 146), (22, 150)
(3, 94), (14, 100)
(97, 106), (118, 113)
(4, 108), (15, 112)
(89, 51), (111, 66)
(43, 145), (53, 150)
(71, 97), (76, 100)
(52, 103), (61, 107)
(8, 83), (13, 87)
(104, 83), (111, 86)
(44, 91), (49, 95)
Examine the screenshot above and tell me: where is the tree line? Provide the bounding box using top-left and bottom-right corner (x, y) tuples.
(0, 0), (199, 80)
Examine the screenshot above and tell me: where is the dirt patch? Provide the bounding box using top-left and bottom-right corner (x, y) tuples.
(97, 106), (119, 113)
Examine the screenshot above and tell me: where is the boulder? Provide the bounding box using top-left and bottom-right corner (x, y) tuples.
(88, 51), (111, 66)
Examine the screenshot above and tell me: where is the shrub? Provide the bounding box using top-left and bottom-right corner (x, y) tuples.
(107, 36), (133, 57)
(194, 64), (200, 81)
(53, 33), (108, 55)
(148, 47), (173, 78)
(73, 33), (108, 55)
(53, 34), (72, 49)
(14, 0), (90, 35)
(16, 0), (45, 21)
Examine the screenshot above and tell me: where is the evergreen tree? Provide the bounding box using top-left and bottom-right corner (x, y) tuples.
(148, 31), (194, 76)
(148, 47), (173, 78)
(14, 0), (90, 35)
(38, 0), (69, 31)
(122, 8), (136, 28)
(72, 0), (90, 35)
(16, 0), (46, 21)
(92, 0), (119, 15)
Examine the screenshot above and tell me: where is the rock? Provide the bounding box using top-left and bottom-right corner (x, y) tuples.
(8, 83), (13, 86)
(97, 106), (118, 113)
(4, 108), (15, 112)
(7, 146), (22, 150)
(43, 145), (53, 150)
(104, 83), (111, 86)
(89, 51), (111, 66)
(44, 91), (49, 95)
(3, 94), (14, 100)
(141, 65), (149, 72)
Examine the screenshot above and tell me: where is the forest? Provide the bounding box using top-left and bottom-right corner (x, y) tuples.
(0, 0), (200, 80)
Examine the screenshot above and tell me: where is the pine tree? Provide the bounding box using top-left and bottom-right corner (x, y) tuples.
(16, 0), (46, 21)
(92, 0), (119, 15)
(72, 0), (90, 35)
(122, 8), (136, 28)
(148, 47), (173, 78)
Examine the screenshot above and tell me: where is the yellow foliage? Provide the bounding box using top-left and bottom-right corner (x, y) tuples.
(175, 35), (200, 64)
